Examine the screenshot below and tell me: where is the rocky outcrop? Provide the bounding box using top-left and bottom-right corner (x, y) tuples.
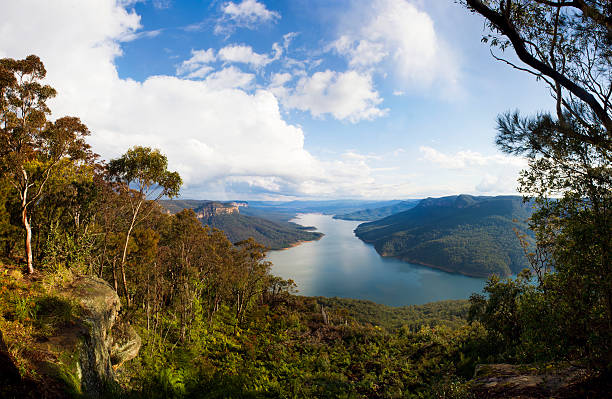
(34, 275), (141, 398)
(195, 201), (240, 218)
(470, 363), (600, 398)
(110, 320), (141, 369)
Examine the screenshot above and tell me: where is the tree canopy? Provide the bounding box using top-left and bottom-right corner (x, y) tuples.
(0, 55), (93, 273)
(465, 0), (612, 370)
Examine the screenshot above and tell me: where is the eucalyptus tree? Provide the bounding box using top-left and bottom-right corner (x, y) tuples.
(463, 0), (612, 368)
(107, 146), (181, 306)
(0, 55), (92, 273)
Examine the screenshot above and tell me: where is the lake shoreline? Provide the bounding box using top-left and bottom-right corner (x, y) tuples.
(357, 236), (499, 279)
(267, 213), (487, 306)
(274, 234), (324, 251)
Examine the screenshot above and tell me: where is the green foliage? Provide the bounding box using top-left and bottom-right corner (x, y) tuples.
(0, 55), (93, 273)
(315, 297), (470, 332)
(200, 213), (323, 250)
(355, 195), (534, 277)
(464, 0), (612, 374)
(108, 146), (182, 200)
(160, 200), (323, 250)
(122, 295), (484, 399)
(14, 296), (36, 323)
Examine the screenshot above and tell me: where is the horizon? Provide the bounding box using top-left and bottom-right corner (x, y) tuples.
(167, 193), (526, 202)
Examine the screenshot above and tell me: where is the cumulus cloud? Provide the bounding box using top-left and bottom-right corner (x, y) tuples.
(203, 66), (254, 89)
(218, 44), (272, 68)
(0, 0), (398, 199)
(333, 0), (459, 94)
(215, 0), (280, 35)
(177, 48), (216, 78)
(279, 70), (387, 123)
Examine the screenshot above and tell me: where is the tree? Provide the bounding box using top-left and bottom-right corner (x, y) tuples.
(107, 146), (181, 306)
(0, 55), (92, 273)
(463, 0), (611, 146)
(464, 0), (612, 369)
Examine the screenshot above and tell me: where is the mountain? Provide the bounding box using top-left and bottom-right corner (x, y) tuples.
(334, 200), (421, 221)
(246, 199), (405, 216)
(354, 195), (534, 277)
(198, 213), (322, 250)
(160, 200), (322, 250)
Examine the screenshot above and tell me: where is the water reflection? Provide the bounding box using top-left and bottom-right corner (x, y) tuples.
(267, 213), (487, 306)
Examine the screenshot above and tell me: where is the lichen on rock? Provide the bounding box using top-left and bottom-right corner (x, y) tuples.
(34, 275), (141, 398)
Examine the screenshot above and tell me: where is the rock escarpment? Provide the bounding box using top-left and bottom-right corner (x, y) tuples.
(2, 275), (141, 398)
(53, 275), (141, 397)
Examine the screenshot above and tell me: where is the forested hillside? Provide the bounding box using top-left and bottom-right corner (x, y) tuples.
(2, 0), (612, 395)
(199, 213), (322, 250)
(160, 200), (323, 250)
(334, 199), (420, 221)
(355, 195), (534, 277)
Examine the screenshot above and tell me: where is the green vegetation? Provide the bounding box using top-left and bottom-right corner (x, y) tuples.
(2, 0), (612, 394)
(160, 200), (323, 250)
(198, 213), (323, 250)
(463, 0), (612, 378)
(0, 55), (491, 398)
(355, 195), (534, 277)
(315, 297), (470, 332)
(334, 200), (420, 221)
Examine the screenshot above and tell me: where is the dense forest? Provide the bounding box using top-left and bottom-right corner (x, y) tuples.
(160, 200), (323, 250)
(355, 195), (534, 277)
(1, 0), (611, 397)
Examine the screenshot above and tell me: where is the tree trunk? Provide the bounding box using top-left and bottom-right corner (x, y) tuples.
(22, 205), (34, 274)
(119, 200), (142, 308)
(112, 258), (118, 292)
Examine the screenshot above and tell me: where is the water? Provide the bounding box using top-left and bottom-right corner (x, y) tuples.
(267, 213), (488, 307)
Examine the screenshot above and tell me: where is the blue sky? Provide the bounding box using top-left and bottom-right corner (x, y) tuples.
(0, 0), (553, 200)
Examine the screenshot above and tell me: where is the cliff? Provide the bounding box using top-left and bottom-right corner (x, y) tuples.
(195, 201), (240, 218)
(0, 274), (140, 398)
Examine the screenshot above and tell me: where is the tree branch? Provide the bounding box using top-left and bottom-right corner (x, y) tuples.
(466, 0), (612, 138)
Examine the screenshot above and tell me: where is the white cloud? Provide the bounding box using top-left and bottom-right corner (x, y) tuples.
(418, 146), (525, 194)
(476, 174), (504, 193)
(215, 0), (280, 35)
(333, 0), (459, 94)
(176, 48), (216, 78)
(204, 66), (254, 89)
(119, 28), (162, 42)
(218, 44), (271, 68)
(0, 0), (399, 199)
(419, 146), (525, 169)
(280, 70), (387, 123)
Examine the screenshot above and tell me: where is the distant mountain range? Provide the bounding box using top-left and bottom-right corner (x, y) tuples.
(354, 195), (534, 277)
(334, 200), (420, 221)
(246, 199), (406, 217)
(159, 200), (322, 250)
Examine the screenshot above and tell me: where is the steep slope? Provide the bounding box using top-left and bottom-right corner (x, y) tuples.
(354, 195), (534, 277)
(334, 200), (420, 221)
(160, 200), (322, 250)
(199, 212), (322, 250)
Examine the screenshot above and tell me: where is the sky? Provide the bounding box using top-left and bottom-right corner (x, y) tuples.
(0, 0), (554, 200)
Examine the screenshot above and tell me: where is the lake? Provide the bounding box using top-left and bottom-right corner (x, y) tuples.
(267, 213), (488, 307)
